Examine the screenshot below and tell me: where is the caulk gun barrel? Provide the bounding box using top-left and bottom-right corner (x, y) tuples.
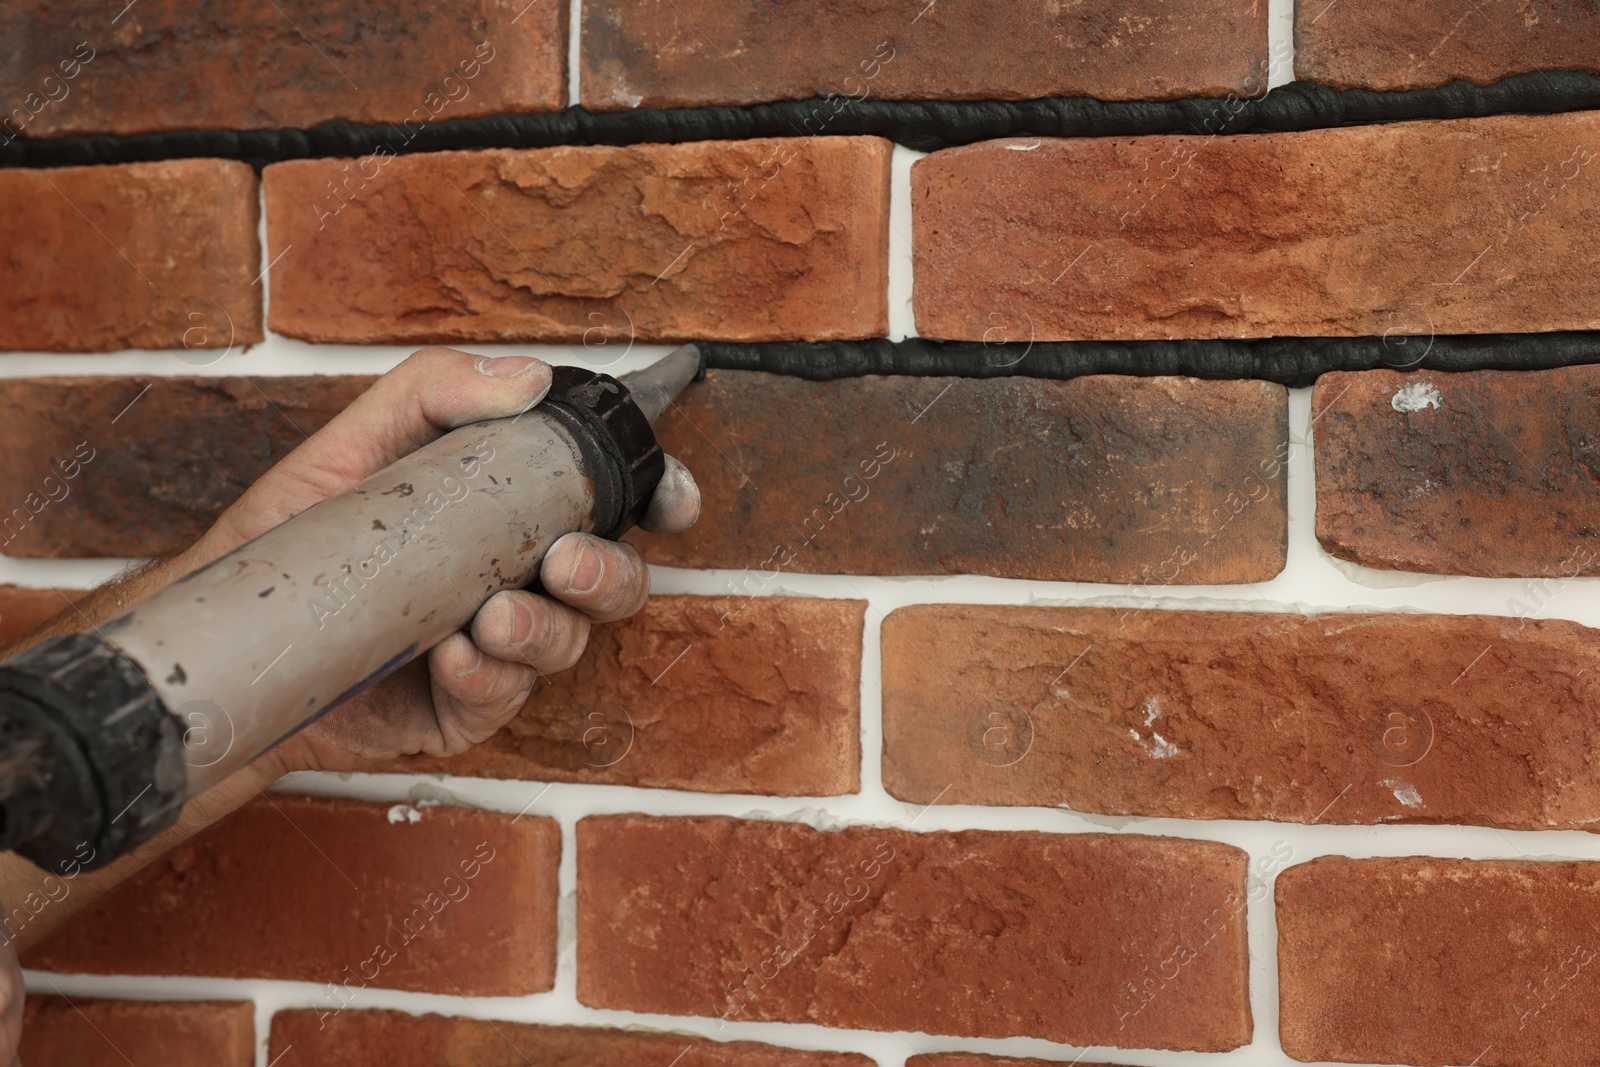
(620, 344), (701, 426)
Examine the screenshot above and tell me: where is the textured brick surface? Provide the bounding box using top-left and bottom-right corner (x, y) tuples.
(581, 0), (1269, 109)
(629, 371), (1287, 583)
(0, 375), (372, 558)
(0, 1), (563, 137)
(1279, 856), (1600, 1065)
(27, 796), (558, 996)
(578, 815), (1251, 1051)
(397, 595), (864, 795)
(1315, 367), (1600, 578)
(0, 584), (78, 647)
(19, 998), (253, 1066)
(882, 605), (1600, 831)
(264, 140), (891, 344)
(913, 114), (1600, 341)
(0, 161), (262, 352)
(271, 1009), (875, 1065)
(1296, 0), (1600, 90)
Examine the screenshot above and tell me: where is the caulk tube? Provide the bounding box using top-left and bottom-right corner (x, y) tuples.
(0, 349), (699, 870)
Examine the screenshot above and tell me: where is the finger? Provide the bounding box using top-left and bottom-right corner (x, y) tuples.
(542, 533), (651, 622)
(640, 455), (700, 534)
(425, 632), (538, 756)
(470, 590), (592, 673)
(282, 347), (553, 490)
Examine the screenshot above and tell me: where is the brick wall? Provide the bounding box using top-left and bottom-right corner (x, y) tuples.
(5, 3), (1600, 1067)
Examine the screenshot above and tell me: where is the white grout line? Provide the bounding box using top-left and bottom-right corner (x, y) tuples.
(567, 0), (583, 108)
(885, 145), (923, 342)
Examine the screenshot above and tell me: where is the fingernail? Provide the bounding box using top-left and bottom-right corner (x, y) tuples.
(475, 355), (541, 378)
(454, 640), (484, 677)
(563, 535), (606, 596)
(510, 598), (534, 646)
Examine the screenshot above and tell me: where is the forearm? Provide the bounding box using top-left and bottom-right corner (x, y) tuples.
(0, 540), (289, 954)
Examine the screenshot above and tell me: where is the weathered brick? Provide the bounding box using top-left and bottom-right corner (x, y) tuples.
(27, 796), (558, 996)
(271, 1008), (874, 1065)
(578, 815), (1251, 1051)
(1315, 367), (1600, 578)
(913, 114), (1600, 341)
(883, 604), (1600, 831)
(264, 139), (891, 344)
(0, 1), (563, 138)
(1296, 0), (1600, 90)
(1279, 856), (1600, 1066)
(0, 161), (262, 352)
(0, 375), (372, 558)
(0, 584), (78, 646)
(396, 594), (864, 795)
(581, 0), (1268, 109)
(628, 370), (1286, 583)
(19, 998), (253, 1066)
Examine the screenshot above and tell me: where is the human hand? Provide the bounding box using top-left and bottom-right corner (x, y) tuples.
(186, 347), (699, 777)
(0, 931), (18, 1067)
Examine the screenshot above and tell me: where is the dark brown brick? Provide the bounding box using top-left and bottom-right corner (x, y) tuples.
(263, 139), (891, 344)
(0, 161), (262, 352)
(270, 1008), (875, 1065)
(0, 2), (563, 138)
(27, 796), (558, 996)
(914, 114), (1600, 341)
(1296, 0), (1600, 90)
(0, 375), (372, 558)
(578, 815), (1251, 1051)
(19, 998), (253, 1067)
(1279, 856), (1600, 1066)
(628, 370), (1287, 583)
(581, 0), (1269, 109)
(1315, 367), (1600, 578)
(882, 605), (1600, 831)
(396, 595), (863, 795)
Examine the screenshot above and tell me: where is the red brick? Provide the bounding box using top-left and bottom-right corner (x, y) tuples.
(26, 796), (558, 996)
(1296, 0), (1600, 90)
(0, 2), (563, 138)
(0, 584), (80, 647)
(0, 375), (372, 558)
(913, 114), (1600, 341)
(0, 161), (262, 352)
(581, 0), (1268, 109)
(578, 815), (1251, 1051)
(263, 139), (890, 344)
(19, 998), (253, 1066)
(883, 604), (1600, 831)
(1315, 367), (1600, 578)
(1279, 856), (1600, 1066)
(396, 595), (864, 795)
(629, 371), (1287, 583)
(270, 1008), (874, 1065)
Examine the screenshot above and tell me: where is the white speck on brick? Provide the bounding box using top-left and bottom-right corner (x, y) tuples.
(1391, 382), (1443, 413)
(387, 803), (423, 824)
(1147, 732), (1179, 759)
(1006, 141), (1042, 151)
(1142, 695), (1161, 727)
(1381, 779), (1425, 809)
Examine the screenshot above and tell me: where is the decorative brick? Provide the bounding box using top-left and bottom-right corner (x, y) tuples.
(0, 375), (372, 558)
(581, 0), (1269, 109)
(913, 113), (1600, 340)
(270, 1008), (875, 1065)
(1279, 856), (1600, 1066)
(1296, 0), (1600, 90)
(19, 998), (253, 1067)
(1315, 366), (1600, 578)
(628, 370), (1287, 583)
(882, 604), (1600, 831)
(26, 796), (558, 996)
(0, 1), (563, 138)
(578, 815), (1251, 1051)
(0, 161), (262, 352)
(397, 594), (864, 795)
(263, 139), (891, 344)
